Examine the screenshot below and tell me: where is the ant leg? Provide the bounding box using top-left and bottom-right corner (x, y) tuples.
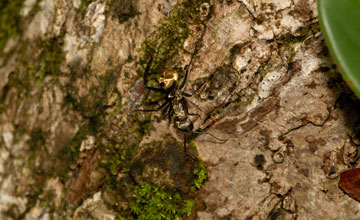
(183, 92), (192, 97)
(193, 129), (228, 143)
(145, 86), (162, 92)
(183, 135), (198, 160)
(184, 134), (187, 155)
(161, 101), (170, 115)
(183, 80), (207, 97)
(185, 97), (202, 113)
(179, 36), (203, 90)
(161, 101), (172, 124)
(143, 53), (162, 92)
(143, 53), (153, 85)
(181, 98), (201, 118)
(167, 104), (173, 123)
(134, 99), (170, 112)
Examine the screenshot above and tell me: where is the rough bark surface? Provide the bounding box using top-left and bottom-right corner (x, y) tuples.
(1, 0), (360, 219)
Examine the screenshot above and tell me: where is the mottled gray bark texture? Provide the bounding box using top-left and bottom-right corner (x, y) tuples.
(1, 0), (360, 219)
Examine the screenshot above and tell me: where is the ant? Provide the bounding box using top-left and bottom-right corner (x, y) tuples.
(136, 44), (226, 156)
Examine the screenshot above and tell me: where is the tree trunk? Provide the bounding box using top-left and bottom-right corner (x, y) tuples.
(1, 0), (360, 219)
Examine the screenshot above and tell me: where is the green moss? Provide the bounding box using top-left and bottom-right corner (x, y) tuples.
(28, 127), (47, 151)
(39, 190), (56, 212)
(34, 37), (65, 79)
(100, 113), (153, 185)
(78, 0), (96, 16)
(126, 55), (133, 63)
(54, 128), (86, 182)
(100, 121), (201, 217)
(0, 36), (65, 115)
(117, 216), (127, 220)
(26, 127), (47, 170)
(6, 36), (65, 98)
(24, 128), (59, 217)
(3, 204), (21, 219)
(100, 142), (128, 177)
(26, 125), (85, 184)
(138, 0), (211, 84)
(276, 23), (320, 63)
(65, 68), (121, 121)
(0, 0), (24, 53)
(296, 22), (320, 39)
(191, 160), (207, 191)
(86, 71), (119, 114)
(188, 141), (197, 149)
(138, 113), (152, 135)
(123, 183), (194, 220)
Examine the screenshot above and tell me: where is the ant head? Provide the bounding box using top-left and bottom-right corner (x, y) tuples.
(159, 70), (178, 90)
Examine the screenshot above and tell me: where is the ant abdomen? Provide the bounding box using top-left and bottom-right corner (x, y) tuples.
(175, 118), (193, 132)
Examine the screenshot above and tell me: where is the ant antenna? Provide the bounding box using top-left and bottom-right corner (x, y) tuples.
(179, 32), (204, 90)
(193, 130), (228, 143)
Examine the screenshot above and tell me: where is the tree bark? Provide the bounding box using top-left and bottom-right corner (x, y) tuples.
(1, 0), (360, 219)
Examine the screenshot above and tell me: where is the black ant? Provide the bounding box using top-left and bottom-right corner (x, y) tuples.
(136, 45), (226, 156)
(140, 57), (195, 130)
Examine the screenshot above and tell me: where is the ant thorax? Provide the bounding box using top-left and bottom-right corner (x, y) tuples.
(173, 97), (186, 120)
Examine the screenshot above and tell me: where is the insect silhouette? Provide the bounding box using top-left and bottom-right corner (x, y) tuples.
(140, 57), (195, 130)
(136, 44), (227, 156)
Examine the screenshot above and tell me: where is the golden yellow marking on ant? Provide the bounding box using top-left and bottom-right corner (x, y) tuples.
(159, 70), (178, 90)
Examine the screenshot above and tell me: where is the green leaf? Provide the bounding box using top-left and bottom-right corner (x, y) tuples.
(318, 0), (360, 98)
